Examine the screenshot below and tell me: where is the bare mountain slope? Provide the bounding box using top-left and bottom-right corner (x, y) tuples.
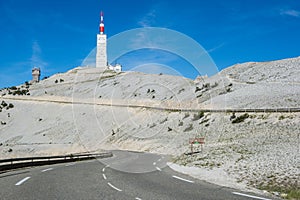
(0, 56), (299, 197)
(200, 56), (300, 109)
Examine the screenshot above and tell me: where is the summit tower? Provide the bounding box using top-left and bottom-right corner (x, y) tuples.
(96, 11), (107, 68)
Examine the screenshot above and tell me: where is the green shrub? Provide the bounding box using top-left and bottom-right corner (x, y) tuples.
(178, 121), (183, 126)
(195, 86), (201, 92)
(160, 118), (168, 124)
(196, 94), (202, 98)
(199, 118), (209, 124)
(278, 115), (285, 120)
(1, 101), (7, 107)
(184, 124), (193, 132)
(149, 123), (156, 128)
(183, 113), (190, 119)
(203, 83), (210, 88)
(178, 88), (185, 94)
(230, 113), (236, 120)
(232, 113), (249, 123)
(192, 111), (204, 121)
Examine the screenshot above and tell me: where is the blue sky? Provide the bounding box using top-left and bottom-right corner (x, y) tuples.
(0, 0), (300, 88)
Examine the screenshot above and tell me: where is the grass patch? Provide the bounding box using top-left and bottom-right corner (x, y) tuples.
(258, 185), (300, 200)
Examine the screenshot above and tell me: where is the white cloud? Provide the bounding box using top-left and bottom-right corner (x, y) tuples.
(138, 9), (157, 27)
(30, 41), (48, 68)
(206, 43), (226, 54)
(280, 9), (300, 17)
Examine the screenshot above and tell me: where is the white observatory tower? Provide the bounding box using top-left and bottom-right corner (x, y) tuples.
(96, 11), (107, 68)
(31, 67), (40, 83)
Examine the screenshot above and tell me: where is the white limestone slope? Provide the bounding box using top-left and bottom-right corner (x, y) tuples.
(200, 56), (300, 109)
(0, 56), (299, 196)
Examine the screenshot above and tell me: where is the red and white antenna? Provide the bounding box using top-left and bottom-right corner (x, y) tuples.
(99, 11), (104, 34)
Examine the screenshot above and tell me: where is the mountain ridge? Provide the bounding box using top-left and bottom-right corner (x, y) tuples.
(0, 56), (299, 198)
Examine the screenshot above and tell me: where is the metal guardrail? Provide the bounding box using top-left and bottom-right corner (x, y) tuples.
(0, 152), (113, 172)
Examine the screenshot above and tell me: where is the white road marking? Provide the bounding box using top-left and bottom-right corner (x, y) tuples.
(153, 162), (156, 165)
(15, 177), (31, 186)
(232, 192), (271, 200)
(158, 158), (161, 162)
(102, 168), (105, 172)
(156, 167), (162, 171)
(107, 182), (122, 191)
(103, 174), (107, 180)
(135, 197), (142, 200)
(172, 175), (194, 183)
(42, 168), (53, 172)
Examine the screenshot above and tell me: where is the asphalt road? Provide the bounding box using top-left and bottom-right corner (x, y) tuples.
(0, 150), (276, 200)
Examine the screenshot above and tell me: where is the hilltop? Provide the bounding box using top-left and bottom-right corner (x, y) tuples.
(0, 56), (299, 198)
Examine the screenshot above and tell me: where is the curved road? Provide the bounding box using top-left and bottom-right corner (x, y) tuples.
(0, 150), (276, 200)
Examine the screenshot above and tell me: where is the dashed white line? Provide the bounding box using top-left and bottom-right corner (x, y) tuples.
(102, 164), (110, 172)
(41, 168), (53, 172)
(232, 192), (271, 200)
(158, 158), (161, 162)
(153, 162), (156, 165)
(15, 177), (31, 186)
(102, 174), (107, 180)
(172, 175), (194, 183)
(107, 182), (122, 192)
(156, 167), (162, 171)
(135, 197), (142, 200)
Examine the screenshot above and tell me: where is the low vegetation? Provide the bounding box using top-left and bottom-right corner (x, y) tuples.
(183, 124), (193, 132)
(0, 86), (29, 96)
(232, 113), (249, 123)
(0, 101), (14, 111)
(183, 113), (190, 119)
(192, 111), (204, 121)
